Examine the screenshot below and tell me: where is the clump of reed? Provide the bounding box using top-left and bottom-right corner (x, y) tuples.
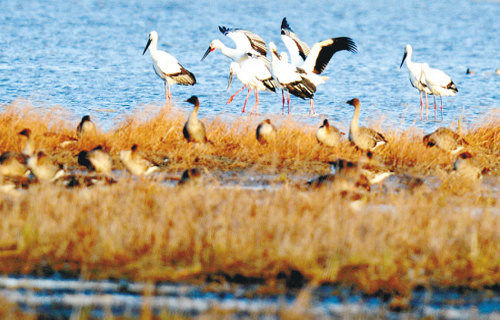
(0, 180), (499, 296)
(1, 101), (499, 176)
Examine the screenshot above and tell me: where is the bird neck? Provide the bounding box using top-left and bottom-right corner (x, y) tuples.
(350, 104), (360, 134)
(189, 106), (199, 122)
(148, 38), (159, 58)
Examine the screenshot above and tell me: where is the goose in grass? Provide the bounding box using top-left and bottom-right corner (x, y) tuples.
(77, 115), (96, 137)
(423, 127), (468, 154)
(256, 119), (277, 144)
(77, 146), (113, 176)
(28, 151), (65, 182)
(120, 144), (159, 177)
(143, 31), (196, 104)
(316, 119), (341, 147)
(183, 96), (208, 143)
(330, 152), (394, 185)
(178, 168), (203, 186)
(0, 152), (29, 178)
(346, 98), (387, 151)
(453, 152), (483, 181)
(18, 129), (35, 157)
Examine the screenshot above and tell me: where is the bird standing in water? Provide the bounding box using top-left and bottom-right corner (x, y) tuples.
(143, 31), (196, 105)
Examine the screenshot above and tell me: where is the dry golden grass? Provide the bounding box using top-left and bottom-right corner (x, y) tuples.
(0, 181), (500, 295)
(1, 102), (500, 299)
(1, 101), (499, 176)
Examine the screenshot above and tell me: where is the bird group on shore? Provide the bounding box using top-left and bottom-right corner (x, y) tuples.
(0, 18), (488, 196)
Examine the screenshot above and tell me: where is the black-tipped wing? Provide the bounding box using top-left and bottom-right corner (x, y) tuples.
(280, 18), (311, 61)
(303, 37), (357, 75)
(169, 65), (197, 86)
(219, 26), (267, 56)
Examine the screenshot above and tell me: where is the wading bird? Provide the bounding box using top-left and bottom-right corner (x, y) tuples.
(227, 53), (276, 114)
(400, 44), (434, 121)
(269, 42), (316, 115)
(143, 31), (196, 105)
(201, 26), (267, 63)
(346, 98), (387, 151)
(420, 63), (458, 121)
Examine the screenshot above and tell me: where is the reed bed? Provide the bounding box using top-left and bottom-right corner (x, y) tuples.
(0, 101), (499, 176)
(1, 102), (500, 298)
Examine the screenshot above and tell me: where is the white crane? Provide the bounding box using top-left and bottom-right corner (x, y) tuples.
(269, 42), (316, 115)
(227, 53), (277, 114)
(420, 63), (458, 120)
(400, 44), (434, 121)
(143, 31), (196, 105)
(201, 26), (267, 63)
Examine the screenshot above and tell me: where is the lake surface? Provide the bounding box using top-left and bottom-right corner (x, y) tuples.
(1, 0), (499, 132)
(3, 276), (500, 319)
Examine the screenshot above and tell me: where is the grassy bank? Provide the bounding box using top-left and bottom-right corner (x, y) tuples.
(0, 102), (499, 176)
(0, 102), (500, 298)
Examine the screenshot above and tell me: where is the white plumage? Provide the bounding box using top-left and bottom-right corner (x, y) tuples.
(400, 44), (434, 120)
(227, 53), (276, 114)
(269, 42), (315, 115)
(143, 31), (196, 104)
(420, 62), (458, 120)
(280, 18), (310, 67)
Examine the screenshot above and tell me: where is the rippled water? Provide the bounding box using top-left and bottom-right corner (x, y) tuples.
(1, 0), (499, 131)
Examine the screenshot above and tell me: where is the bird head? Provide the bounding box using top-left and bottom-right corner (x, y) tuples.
(345, 98), (360, 108)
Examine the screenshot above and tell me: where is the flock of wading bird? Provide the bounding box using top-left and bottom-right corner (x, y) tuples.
(0, 18), (489, 193)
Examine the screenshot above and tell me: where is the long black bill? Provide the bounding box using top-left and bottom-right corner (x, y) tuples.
(143, 38), (152, 55)
(201, 46), (213, 61)
(227, 71), (233, 92)
(400, 51), (407, 68)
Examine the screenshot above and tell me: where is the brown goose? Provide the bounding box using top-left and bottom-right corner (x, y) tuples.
(453, 152), (483, 181)
(0, 152), (29, 177)
(178, 168), (203, 185)
(19, 129), (35, 157)
(256, 119), (277, 144)
(183, 96), (208, 143)
(346, 98), (387, 151)
(27, 151), (65, 182)
(330, 152), (394, 185)
(308, 172), (370, 192)
(77, 115), (96, 137)
(120, 144), (159, 176)
(316, 119), (341, 147)
(77, 146), (113, 176)
(423, 127), (468, 154)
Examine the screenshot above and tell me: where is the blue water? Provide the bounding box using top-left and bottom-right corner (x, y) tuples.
(1, 0), (499, 131)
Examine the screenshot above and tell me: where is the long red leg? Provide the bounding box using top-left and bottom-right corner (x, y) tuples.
(310, 98), (315, 115)
(434, 95), (438, 120)
(242, 87), (252, 113)
(425, 92), (430, 121)
(282, 90), (285, 115)
(440, 96), (444, 121)
(419, 91), (423, 120)
(287, 91), (291, 115)
(250, 90), (259, 115)
(227, 85), (248, 105)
